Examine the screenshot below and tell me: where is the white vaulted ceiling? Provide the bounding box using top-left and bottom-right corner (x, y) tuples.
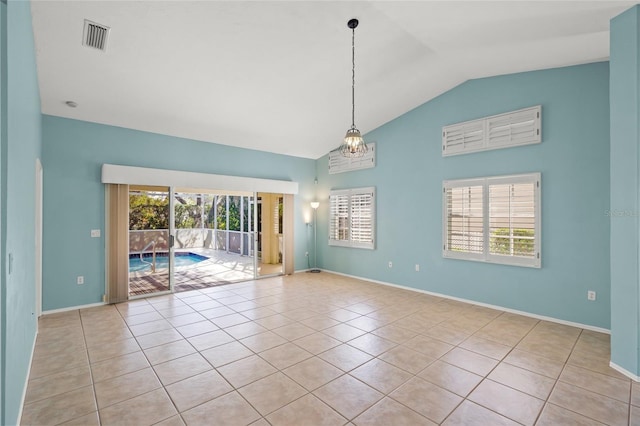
(30, 1), (635, 159)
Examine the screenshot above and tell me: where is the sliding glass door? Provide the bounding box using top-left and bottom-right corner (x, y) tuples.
(172, 191), (256, 287)
(128, 185), (174, 297)
(118, 186), (286, 299)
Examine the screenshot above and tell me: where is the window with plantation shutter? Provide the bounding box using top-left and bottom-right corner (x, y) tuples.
(329, 187), (375, 249)
(442, 106), (541, 156)
(443, 173), (540, 268)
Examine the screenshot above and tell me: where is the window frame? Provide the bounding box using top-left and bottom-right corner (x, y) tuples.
(442, 173), (541, 268)
(329, 187), (375, 250)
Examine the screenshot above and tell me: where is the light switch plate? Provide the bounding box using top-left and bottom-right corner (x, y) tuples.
(91, 229), (101, 238)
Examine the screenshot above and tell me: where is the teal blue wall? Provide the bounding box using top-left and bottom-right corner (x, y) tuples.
(610, 5), (640, 376)
(42, 116), (316, 311)
(3, 1), (41, 424)
(316, 62), (611, 329)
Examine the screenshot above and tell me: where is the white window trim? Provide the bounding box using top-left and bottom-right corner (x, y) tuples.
(329, 187), (375, 250)
(443, 173), (541, 268)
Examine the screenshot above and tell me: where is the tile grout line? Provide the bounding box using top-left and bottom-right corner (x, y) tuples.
(78, 308), (100, 426)
(117, 298), (182, 425)
(383, 308), (528, 425)
(472, 313), (608, 425)
(534, 327), (583, 425)
(424, 308), (546, 425)
(546, 327), (630, 426)
(139, 288), (289, 425)
(147, 291), (239, 424)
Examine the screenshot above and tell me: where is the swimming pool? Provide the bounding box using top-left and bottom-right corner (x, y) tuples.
(129, 252), (209, 272)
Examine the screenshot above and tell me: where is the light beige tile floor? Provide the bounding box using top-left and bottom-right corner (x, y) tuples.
(21, 273), (639, 425)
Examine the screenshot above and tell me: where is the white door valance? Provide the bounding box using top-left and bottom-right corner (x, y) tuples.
(101, 164), (299, 194)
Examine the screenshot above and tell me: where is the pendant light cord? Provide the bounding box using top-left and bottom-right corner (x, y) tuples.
(351, 25), (356, 129)
(340, 19), (366, 158)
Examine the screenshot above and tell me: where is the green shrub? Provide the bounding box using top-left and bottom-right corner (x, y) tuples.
(490, 228), (534, 256)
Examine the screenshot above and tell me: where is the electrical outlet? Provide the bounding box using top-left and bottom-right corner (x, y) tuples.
(415, 264), (420, 272)
(91, 229), (101, 238)
(77, 276), (84, 285)
(388, 261), (393, 268)
(587, 290), (596, 301)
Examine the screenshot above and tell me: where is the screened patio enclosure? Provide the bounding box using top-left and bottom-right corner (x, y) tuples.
(173, 191), (256, 256)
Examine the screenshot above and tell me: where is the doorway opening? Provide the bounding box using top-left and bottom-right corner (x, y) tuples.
(256, 193), (283, 277)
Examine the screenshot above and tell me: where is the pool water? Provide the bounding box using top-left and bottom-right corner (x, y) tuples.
(129, 253), (208, 272)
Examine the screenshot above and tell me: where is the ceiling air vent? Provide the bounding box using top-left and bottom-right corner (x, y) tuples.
(83, 20), (110, 51)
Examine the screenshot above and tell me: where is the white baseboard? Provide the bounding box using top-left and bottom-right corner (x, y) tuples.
(16, 329), (38, 426)
(42, 301), (106, 315)
(610, 361), (640, 382)
(322, 269), (610, 335)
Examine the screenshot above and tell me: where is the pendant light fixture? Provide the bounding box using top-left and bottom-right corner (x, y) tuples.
(339, 18), (368, 158)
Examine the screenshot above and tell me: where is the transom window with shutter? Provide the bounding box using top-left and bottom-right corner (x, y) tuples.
(329, 187), (375, 249)
(442, 106), (541, 157)
(443, 173), (540, 268)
